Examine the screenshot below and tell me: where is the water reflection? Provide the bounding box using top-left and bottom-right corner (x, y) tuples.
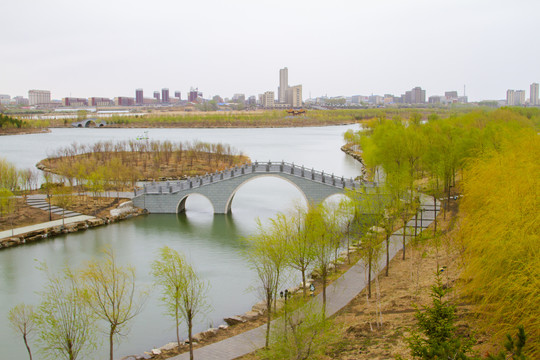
(0, 125), (363, 359)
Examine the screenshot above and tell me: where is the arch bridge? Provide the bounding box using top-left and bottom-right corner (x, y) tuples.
(71, 118), (107, 128)
(132, 161), (376, 214)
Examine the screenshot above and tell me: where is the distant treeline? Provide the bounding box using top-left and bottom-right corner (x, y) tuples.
(11, 108), (496, 129)
(0, 114), (25, 129)
(100, 108), (484, 127)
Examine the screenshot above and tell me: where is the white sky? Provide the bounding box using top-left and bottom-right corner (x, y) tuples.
(1, 0), (539, 101)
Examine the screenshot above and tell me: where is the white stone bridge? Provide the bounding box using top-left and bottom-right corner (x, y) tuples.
(132, 161), (375, 214)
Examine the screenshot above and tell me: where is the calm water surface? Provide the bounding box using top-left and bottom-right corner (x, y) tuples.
(0, 125), (362, 359)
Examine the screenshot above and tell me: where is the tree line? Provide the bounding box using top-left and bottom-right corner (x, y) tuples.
(343, 106), (538, 358)
(0, 114), (26, 129)
(245, 180), (410, 357)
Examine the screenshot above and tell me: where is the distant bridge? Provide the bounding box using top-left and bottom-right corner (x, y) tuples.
(71, 118), (107, 128)
(132, 161), (376, 214)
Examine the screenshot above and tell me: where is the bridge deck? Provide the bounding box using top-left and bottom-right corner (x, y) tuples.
(135, 161), (372, 196)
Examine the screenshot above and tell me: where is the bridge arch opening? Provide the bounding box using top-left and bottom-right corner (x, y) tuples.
(177, 193), (215, 215)
(321, 193), (355, 229)
(226, 175), (309, 218)
(322, 193), (351, 209)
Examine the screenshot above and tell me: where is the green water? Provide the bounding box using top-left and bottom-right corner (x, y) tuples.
(0, 125), (362, 359)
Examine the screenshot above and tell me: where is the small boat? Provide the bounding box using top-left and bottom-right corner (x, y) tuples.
(136, 131), (149, 140)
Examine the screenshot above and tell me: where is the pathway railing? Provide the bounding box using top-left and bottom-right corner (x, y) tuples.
(134, 161), (373, 196)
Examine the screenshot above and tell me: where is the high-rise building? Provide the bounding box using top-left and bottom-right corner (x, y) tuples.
(507, 89), (525, 105)
(402, 87), (426, 104)
(136, 89), (143, 105)
(188, 88), (199, 102)
(515, 90), (526, 105)
(530, 83), (539, 106)
(261, 91), (275, 108)
(506, 90), (515, 105)
(153, 91), (160, 102)
(411, 87), (426, 104)
(174, 91), (181, 100)
(162, 88), (169, 103)
(286, 85), (303, 107)
(278, 67), (288, 103)
(28, 90), (51, 105)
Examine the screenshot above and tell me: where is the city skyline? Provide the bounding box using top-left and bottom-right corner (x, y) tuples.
(1, 0), (539, 102)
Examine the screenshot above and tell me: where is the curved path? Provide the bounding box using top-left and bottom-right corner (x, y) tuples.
(167, 194), (439, 360)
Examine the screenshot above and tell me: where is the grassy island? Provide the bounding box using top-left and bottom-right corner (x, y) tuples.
(37, 140), (250, 186)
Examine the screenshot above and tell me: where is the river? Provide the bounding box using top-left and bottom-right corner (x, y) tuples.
(0, 125), (362, 359)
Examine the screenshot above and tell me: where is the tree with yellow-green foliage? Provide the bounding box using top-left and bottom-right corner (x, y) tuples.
(459, 133), (539, 357)
(81, 247), (147, 360)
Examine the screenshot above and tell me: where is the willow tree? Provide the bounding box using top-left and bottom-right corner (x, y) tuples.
(311, 203), (338, 316)
(0, 157), (19, 190)
(8, 303), (36, 360)
(151, 246), (209, 360)
(459, 133), (539, 357)
(0, 187), (16, 233)
(283, 208), (317, 298)
(52, 184), (73, 226)
(245, 218), (290, 348)
(344, 187), (387, 298)
(81, 247), (147, 360)
(36, 265), (95, 360)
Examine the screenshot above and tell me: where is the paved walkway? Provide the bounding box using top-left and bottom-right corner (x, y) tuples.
(0, 215), (96, 240)
(25, 194), (83, 219)
(168, 194), (439, 360)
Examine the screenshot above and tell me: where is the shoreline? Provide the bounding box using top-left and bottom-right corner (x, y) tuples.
(0, 121), (362, 136)
(130, 142), (369, 359)
(0, 207), (144, 250)
(0, 128), (50, 136)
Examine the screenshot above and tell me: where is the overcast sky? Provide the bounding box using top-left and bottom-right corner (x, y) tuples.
(1, 0), (539, 101)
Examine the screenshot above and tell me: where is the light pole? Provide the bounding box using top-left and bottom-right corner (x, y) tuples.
(280, 289), (290, 337)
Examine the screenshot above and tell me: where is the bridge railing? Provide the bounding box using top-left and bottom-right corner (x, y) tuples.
(134, 161), (373, 196)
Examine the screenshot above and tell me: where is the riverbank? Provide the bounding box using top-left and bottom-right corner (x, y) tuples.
(340, 143), (367, 180)
(0, 127), (50, 136)
(0, 198), (144, 249)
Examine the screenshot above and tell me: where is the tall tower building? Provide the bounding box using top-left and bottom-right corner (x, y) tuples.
(506, 90), (515, 105)
(188, 88), (199, 102)
(278, 67), (288, 103)
(136, 89), (143, 105)
(154, 91), (160, 102)
(286, 85), (303, 108)
(515, 90), (526, 105)
(162, 88), (170, 103)
(530, 83), (539, 106)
